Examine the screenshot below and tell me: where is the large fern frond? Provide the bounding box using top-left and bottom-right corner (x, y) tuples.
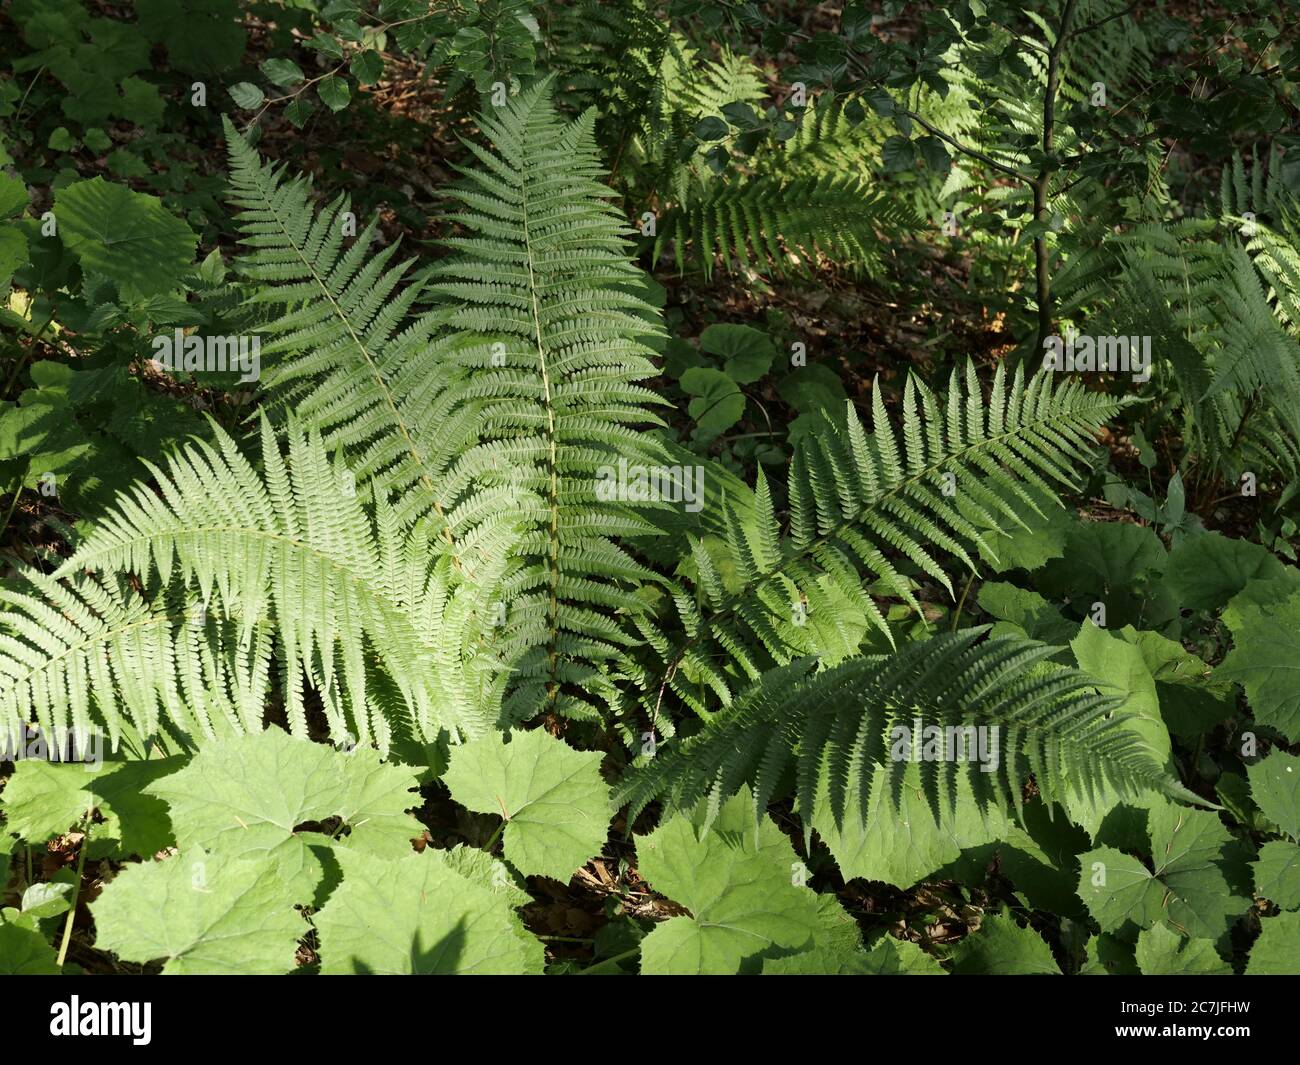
(422, 80), (668, 723)
(654, 175), (913, 278)
(1, 415), (514, 752)
(617, 627), (1198, 829)
(0, 571), (272, 755)
(223, 121), (522, 551)
(632, 363), (1123, 714)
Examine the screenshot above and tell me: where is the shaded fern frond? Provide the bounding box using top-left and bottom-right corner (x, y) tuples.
(654, 176), (913, 277)
(632, 363), (1122, 714)
(617, 628), (1198, 829)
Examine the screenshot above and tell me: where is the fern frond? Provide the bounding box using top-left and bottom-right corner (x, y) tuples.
(10, 415), (515, 750)
(632, 363), (1123, 714)
(222, 121), (471, 528)
(423, 80), (668, 722)
(654, 175), (913, 277)
(0, 571), (272, 756)
(617, 628), (1197, 829)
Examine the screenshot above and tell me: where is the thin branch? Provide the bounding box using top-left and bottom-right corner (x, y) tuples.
(896, 108), (1029, 181)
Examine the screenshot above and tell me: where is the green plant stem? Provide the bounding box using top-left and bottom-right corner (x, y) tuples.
(484, 819), (506, 853)
(3, 311), (58, 400)
(55, 835), (89, 969)
(1033, 0), (1079, 354)
(951, 571), (977, 632)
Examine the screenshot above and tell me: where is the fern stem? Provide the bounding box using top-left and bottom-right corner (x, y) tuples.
(516, 133), (565, 710)
(0, 479), (23, 543)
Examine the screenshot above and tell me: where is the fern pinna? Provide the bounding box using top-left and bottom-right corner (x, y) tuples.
(0, 82), (1188, 832)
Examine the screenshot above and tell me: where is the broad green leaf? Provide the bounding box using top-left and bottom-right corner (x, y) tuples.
(317, 75), (351, 112)
(1071, 621), (1170, 764)
(83, 128), (112, 153)
(0, 915), (60, 974)
(862, 937), (947, 974)
(760, 894), (893, 974)
(694, 116), (729, 141)
(680, 366), (744, 441)
(1120, 627), (1234, 739)
(443, 729), (610, 882)
(350, 50), (384, 86)
(763, 934), (944, 975)
(118, 76), (166, 126)
(0, 174), (28, 218)
(968, 481), (1071, 574)
(0, 227), (27, 289)
(134, 0), (247, 75)
(1247, 749), (1300, 838)
(438, 844), (532, 909)
(1161, 532), (1287, 612)
(1245, 911), (1300, 974)
(146, 729), (422, 899)
(1066, 622), (1171, 833)
(1219, 590), (1300, 741)
(776, 363), (848, 414)
(1038, 521), (1169, 629)
(261, 58), (304, 87)
(92, 846), (303, 975)
(881, 135), (916, 172)
(1252, 841), (1300, 909)
(950, 913), (1061, 974)
(1135, 923), (1230, 974)
(949, 800), (1090, 918)
(917, 135), (952, 172)
(48, 127), (77, 151)
(1080, 932), (1140, 975)
(812, 760), (1011, 889)
(699, 323), (775, 384)
(1076, 846), (1165, 933)
(229, 82), (264, 109)
(0, 756), (180, 858)
(1078, 799), (1252, 941)
(313, 846), (543, 974)
(20, 881), (73, 919)
(54, 178), (197, 298)
(635, 791), (822, 974)
(976, 581), (1074, 644)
